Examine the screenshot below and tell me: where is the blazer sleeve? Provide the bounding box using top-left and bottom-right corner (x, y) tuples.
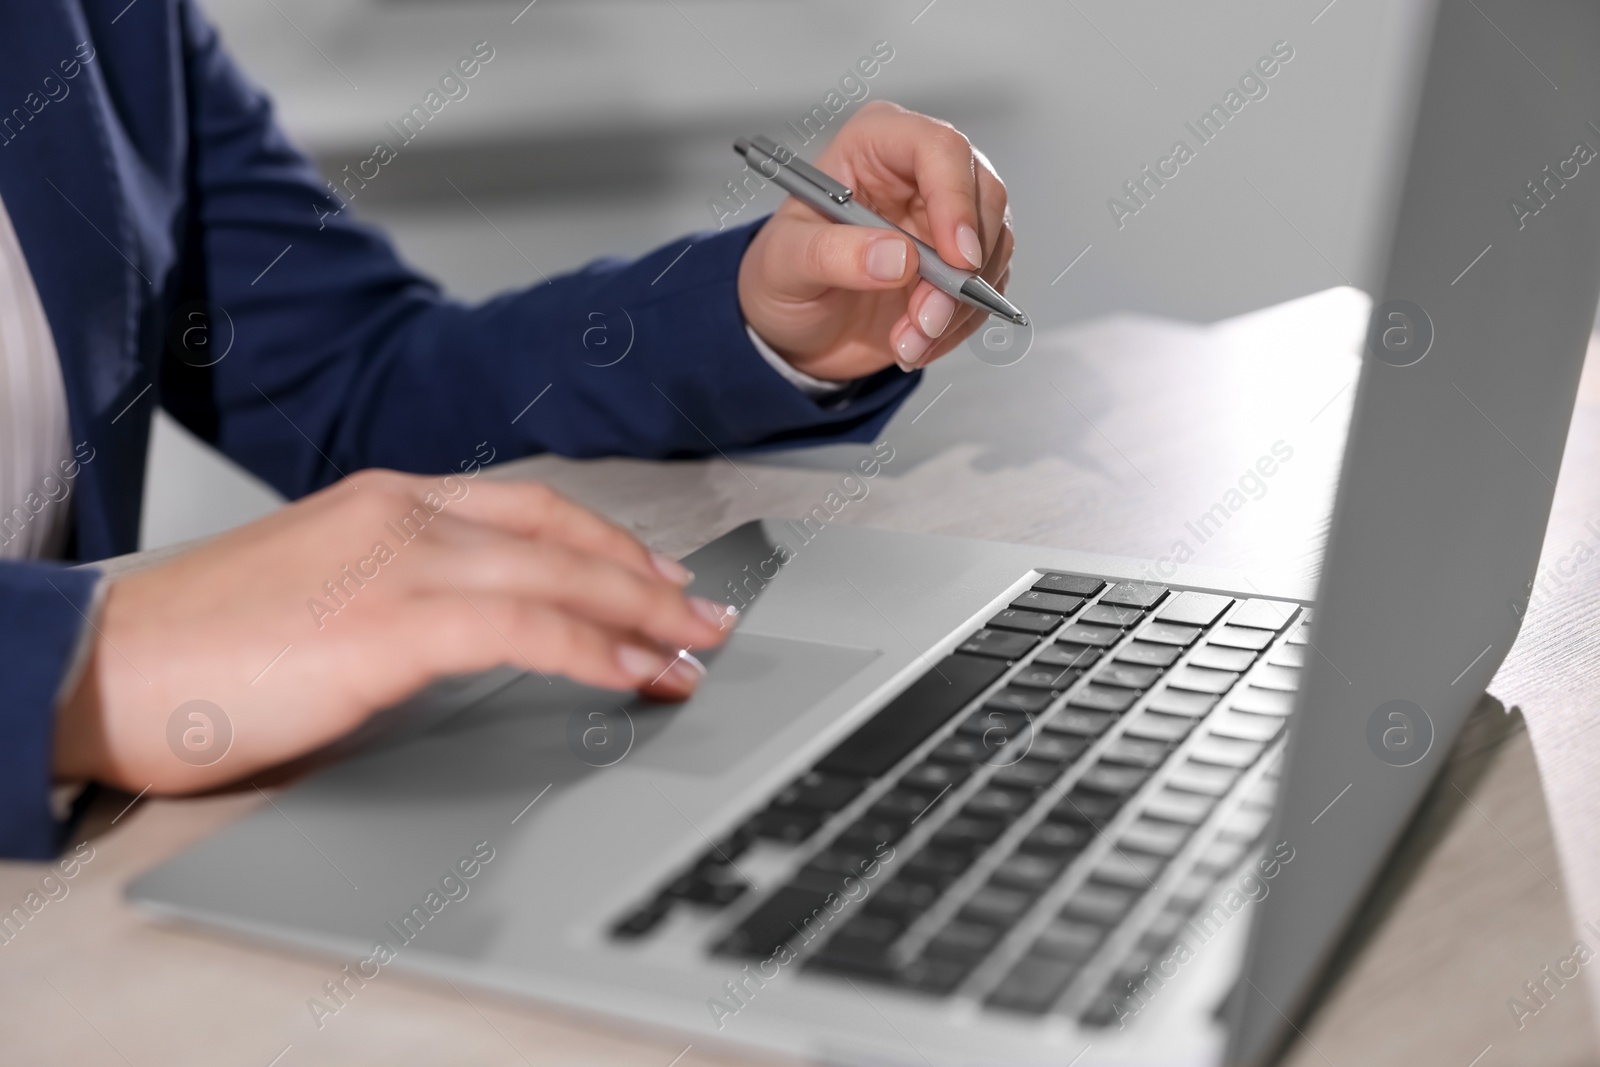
(0, 562), (100, 859)
(165, 3), (919, 499)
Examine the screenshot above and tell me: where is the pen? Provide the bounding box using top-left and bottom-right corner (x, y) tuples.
(733, 135), (1028, 328)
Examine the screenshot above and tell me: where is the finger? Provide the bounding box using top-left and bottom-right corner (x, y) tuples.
(846, 105), (984, 271)
(892, 224), (1015, 369)
(406, 518), (737, 651)
(971, 147), (1010, 262)
(756, 216), (917, 301)
(429, 478), (692, 586)
(940, 265), (1013, 359)
(409, 592), (705, 697)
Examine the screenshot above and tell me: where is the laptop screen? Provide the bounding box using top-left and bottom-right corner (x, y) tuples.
(1230, 1), (1600, 1061)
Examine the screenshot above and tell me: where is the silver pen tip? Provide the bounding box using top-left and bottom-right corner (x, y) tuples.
(960, 277), (1029, 328)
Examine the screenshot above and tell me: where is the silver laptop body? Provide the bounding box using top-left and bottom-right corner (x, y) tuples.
(129, 2), (1600, 1064)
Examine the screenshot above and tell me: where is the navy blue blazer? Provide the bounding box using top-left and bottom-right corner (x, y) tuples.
(0, 1), (916, 858)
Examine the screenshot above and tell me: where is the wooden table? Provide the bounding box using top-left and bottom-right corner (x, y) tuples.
(3, 288), (1594, 1066)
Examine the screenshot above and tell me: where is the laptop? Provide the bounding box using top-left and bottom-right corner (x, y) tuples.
(129, 2), (1600, 1063)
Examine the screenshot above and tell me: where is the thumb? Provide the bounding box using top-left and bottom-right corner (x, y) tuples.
(757, 217), (919, 301)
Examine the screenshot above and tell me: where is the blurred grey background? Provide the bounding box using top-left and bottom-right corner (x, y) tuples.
(144, 0), (1417, 549)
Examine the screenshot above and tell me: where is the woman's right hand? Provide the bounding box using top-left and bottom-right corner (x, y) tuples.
(54, 470), (736, 794)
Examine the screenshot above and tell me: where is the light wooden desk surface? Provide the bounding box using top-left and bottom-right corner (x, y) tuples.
(3, 288), (1595, 1066)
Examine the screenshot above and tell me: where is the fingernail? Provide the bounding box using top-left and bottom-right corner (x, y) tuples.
(658, 650), (707, 694)
(956, 224), (983, 268)
(651, 552), (693, 586)
(896, 327), (931, 370)
(866, 237), (908, 282)
(917, 290), (957, 339)
(618, 644), (667, 682)
(691, 597), (740, 630)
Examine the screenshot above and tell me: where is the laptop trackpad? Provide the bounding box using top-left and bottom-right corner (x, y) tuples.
(433, 631), (880, 778)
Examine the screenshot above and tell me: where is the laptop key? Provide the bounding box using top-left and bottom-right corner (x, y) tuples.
(873, 788), (939, 821)
(959, 710), (1032, 763)
(1101, 737), (1170, 769)
(1033, 573), (1105, 597)
(992, 758), (1064, 791)
(1227, 598), (1297, 631)
(1195, 838), (1248, 875)
(1188, 644), (1258, 672)
(1021, 821), (1092, 855)
(1268, 643), (1307, 667)
(1012, 590), (1085, 615)
(1139, 910), (1190, 953)
(991, 852), (1068, 891)
(1218, 806), (1274, 844)
(1093, 851), (1165, 889)
(1146, 689), (1218, 717)
(1208, 710), (1284, 744)
(983, 688), (1054, 714)
(965, 786), (1036, 820)
(906, 848), (972, 885)
(1138, 621), (1203, 647)
(929, 735), (991, 764)
(1099, 582), (1167, 608)
(1077, 763), (1151, 796)
(1168, 872), (1218, 913)
(1091, 662), (1162, 690)
(1157, 592), (1234, 627)
(612, 897), (672, 939)
(1229, 686), (1295, 716)
(1115, 640), (1182, 667)
(988, 954), (1081, 1013)
(1122, 711), (1198, 743)
(1058, 623), (1123, 647)
(1168, 666), (1241, 695)
(1208, 625), (1274, 651)
(1032, 918), (1103, 960)
(1012, 664), (1084, 691)
(1030, 733), (1089, 762)
(838, 815), (910, 848)
(812, 922), (903, 977)
(1067, 685), (1139, 713)
(903, 761), (973, 792)
(933, 816), (1006, 853)
(1051, 791), (1122, 827)
(896, 956), (971, 994)
(1061, 883), (1135, 925)
(717, 885), (835, 958)
(1035, 642), (1105, 669)
(987, 608), (1062, 635)
(1189, 734), (1266, 769)
(925, 920), (1004, 963)
(1141, 789), (1215, 825)
(1119, 818), (1191, 857)
(1166, 761), (1241, 797)
(963, 885), (1036, 926)
(819, 653), (1008, 777)
(958, 628), (1040, 661)
(1250, 664), (1302, 692)
(752, 808), (821, 844)
(869, 879), (940, 918)
(1080, 603), (1145, 628)
(1045, 709), (1114, 738)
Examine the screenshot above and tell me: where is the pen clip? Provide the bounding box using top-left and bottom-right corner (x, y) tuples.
(746, 135), (854, 205)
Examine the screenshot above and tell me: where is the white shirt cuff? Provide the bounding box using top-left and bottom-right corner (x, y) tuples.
(746, 325), (848, 399)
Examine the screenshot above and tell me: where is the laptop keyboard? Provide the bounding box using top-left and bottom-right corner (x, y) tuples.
(609, 571), (1305, 1025)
